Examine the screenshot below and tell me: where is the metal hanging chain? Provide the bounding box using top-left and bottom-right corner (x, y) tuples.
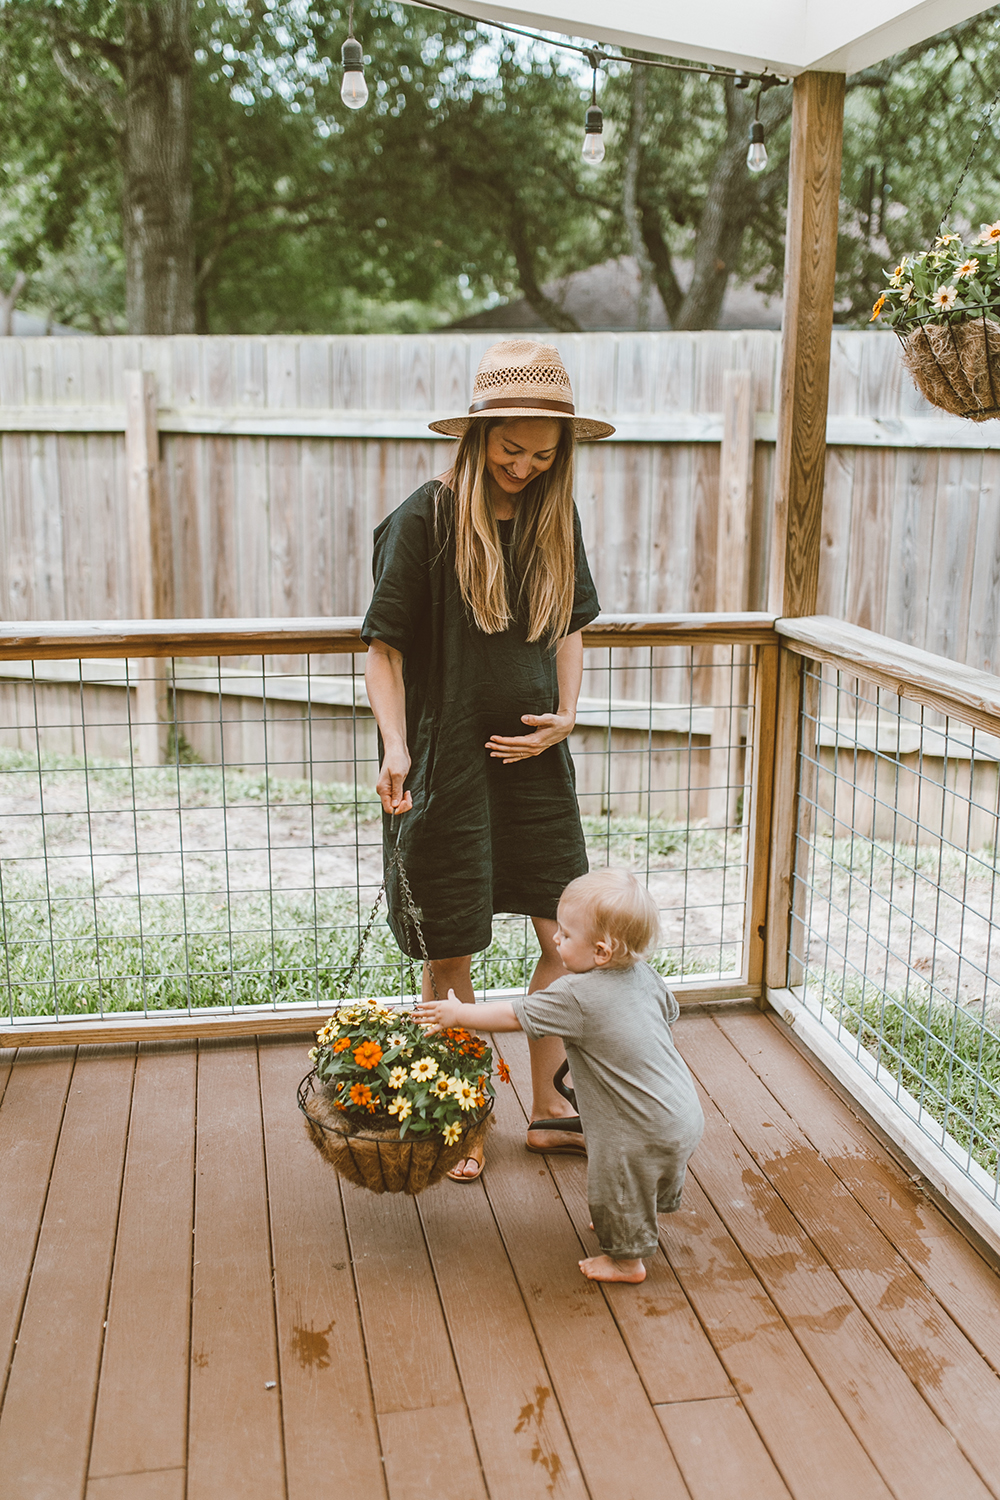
(330, 815), (437, 1006)
(933, 78), (1000, 245)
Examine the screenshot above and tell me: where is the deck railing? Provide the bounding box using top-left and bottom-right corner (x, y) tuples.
(773, 616), (1000, 1215)
(0, 612), (777, 1047)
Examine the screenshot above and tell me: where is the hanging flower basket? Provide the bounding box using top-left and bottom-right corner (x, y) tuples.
(875, 225), (1000, 421)
(298, 1001), (499, 1195)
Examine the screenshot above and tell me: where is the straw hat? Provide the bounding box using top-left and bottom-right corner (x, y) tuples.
(428, 340), (615, 441)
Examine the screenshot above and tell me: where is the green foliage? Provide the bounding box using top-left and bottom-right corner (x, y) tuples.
(814, 971), (1000, 1179)
(873, 232), (1000, 327)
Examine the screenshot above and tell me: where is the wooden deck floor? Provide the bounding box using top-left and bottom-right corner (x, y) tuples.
(4, 1008), (1000, 1500)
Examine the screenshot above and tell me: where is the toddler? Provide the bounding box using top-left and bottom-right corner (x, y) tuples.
(414, 869), (704, 1283)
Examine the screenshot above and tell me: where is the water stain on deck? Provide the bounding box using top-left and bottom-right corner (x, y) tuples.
(515, 1386), (563, 1495)
(291, 1319), (335, 1369)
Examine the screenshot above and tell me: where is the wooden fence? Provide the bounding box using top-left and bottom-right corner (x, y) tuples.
(1, 330), (999, 669)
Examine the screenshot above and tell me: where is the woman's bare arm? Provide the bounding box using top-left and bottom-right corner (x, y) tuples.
(364, 639), (413, 814)
(486, 629), (583, 763)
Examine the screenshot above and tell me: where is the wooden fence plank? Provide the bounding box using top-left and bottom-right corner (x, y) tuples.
(187, 1039), (286, 1500)
(0, 1045), (135, 1500)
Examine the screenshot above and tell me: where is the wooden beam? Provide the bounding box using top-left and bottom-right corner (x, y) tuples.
(125, 371), (171, 764)
(768, 72), (846, 619)
(0, 613), (778, 662)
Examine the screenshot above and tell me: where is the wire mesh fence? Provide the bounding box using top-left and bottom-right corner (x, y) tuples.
(0, 630), (763, 1033)
(790, 657), (1000, 1205)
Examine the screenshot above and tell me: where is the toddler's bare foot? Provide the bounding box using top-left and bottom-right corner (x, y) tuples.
(578, 1254), (646, 1283)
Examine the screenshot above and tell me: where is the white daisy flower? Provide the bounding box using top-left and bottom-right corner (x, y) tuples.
(933, 285), (958, 311)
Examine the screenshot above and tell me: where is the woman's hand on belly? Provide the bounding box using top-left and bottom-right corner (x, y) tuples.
(486, 709), (575, 763)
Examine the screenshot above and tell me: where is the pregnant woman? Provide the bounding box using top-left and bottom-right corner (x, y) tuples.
(362, 340), (614, 1179)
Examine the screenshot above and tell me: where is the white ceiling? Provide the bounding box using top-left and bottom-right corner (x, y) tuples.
(440, 0), (992, 74)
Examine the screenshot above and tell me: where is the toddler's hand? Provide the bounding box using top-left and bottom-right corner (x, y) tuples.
(413, 989), (464, 1034)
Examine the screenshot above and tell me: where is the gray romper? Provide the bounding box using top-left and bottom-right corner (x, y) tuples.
(512, 963), (704, 1260)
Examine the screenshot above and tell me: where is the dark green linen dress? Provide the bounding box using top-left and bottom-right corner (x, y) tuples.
(361, 480), (600, 959)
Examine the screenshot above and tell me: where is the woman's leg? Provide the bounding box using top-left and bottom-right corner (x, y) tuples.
(524, 917), (581, 1150)
(423, 954), (482, 1178)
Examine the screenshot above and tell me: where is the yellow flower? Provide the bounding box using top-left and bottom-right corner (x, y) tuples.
(410, 1056), (439, 1081)
(935, 231), (961, 247)
(870, 293), (886, 321)
(888, 258), (908, 287)
(957, 260), (978, 278)
(388, 1094), (412, 1120)
(388, 1066), (408, 1089)
(431, 1076), (452, 1097)
(451, 1080), (478, 1112)
(933, 285), (958, 311)
(442, 1122), (462, 1146)
(978, 221), (1000, 244)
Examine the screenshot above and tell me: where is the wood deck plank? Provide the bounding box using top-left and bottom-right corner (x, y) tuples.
(0, 1045), (135, 1500)
(187, 1039), (286, 1500)
(680, 1016), (1000, 1494)
(0, 1047), (75, 1381)
(661, 1174), (895, 1500)
(86, 1469), (185, 1500)
(720, 1010), (1000, 1370)
(339, 1182), (488, 1500)
(88, 1044), (196, 1482)
(482, 1040), (691, 1500)
(655, 1396), (794, 1500)
(679, 1046), (995, 1500)
(499, 1031), (734, 1405)
(418, 1161), (590, 1500)
(257, 1039), (386, 1500)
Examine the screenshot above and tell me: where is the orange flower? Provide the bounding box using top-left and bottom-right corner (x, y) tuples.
(870, 293), (886, 321)
(350, 1082), (373, 1108)
(496, 1058), (511, 1084)
(353, 1040), (383, 1069)
(333, 1036), (351, 1053)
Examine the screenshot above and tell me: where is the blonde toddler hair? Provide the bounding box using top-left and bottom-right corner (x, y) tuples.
(559, 869), (660, 969)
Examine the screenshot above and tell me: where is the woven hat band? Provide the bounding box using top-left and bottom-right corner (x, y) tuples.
(468, 395), (576, 416)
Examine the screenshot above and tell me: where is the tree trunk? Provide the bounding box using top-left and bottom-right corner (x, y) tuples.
(622, 66), (654, 331)
(508, 208), (583, 332)
(122, 0), (195, 333)
(0, 272), (29, 336)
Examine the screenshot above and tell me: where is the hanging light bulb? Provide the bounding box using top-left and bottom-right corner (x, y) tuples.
(340, 3), (368, 110)
(582, 56), (605, 165)
(747, 118), (767, 172)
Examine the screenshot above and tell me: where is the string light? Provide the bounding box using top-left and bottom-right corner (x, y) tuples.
(582, 53), (605, 165)
(341, 0), (369, 110)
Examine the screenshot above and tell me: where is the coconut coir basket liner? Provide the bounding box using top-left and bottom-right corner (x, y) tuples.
(298, 1070), (493, 1195)
(901, 317), (1000, 420)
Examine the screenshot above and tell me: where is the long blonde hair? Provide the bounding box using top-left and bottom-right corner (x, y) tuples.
(439, 418), (577, 642)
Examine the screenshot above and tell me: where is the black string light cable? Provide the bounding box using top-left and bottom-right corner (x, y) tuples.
(338, 0), (787, 169)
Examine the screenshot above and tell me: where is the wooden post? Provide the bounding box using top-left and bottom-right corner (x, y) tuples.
(763, 71), (845, 994)
(710, 372), (755, 830)
(767, 71), (845, 620)
(125, 370), (170, 765)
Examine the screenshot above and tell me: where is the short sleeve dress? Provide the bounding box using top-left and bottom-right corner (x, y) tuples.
(361, 480), (600, 959)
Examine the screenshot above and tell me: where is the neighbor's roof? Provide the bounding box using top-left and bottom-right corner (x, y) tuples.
(441, 0), (994, 75)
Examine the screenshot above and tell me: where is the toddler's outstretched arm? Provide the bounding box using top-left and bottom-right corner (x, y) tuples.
(415, 990), (522, 1034)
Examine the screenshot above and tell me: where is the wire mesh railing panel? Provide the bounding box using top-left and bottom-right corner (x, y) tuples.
(0, 638), (760, 1031)
(791, 658), (1000, 1205)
